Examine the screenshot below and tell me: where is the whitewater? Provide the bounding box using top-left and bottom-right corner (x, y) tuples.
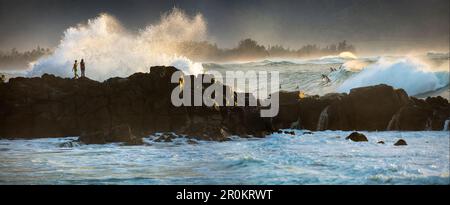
(0, 130), (448, 184)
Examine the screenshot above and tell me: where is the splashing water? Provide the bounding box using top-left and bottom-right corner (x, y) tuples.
(28, 9), (206, 81)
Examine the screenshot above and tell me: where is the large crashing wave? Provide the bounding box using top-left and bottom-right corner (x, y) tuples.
(338, 57), (449, 96)
(28, 9), (205, 81)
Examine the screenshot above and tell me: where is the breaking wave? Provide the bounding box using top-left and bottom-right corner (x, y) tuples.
(28, 8), (206, 81)
(338, 57), (449, 96)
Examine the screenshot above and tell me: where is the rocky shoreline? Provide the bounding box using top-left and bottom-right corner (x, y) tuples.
(0, 66), (449, 145)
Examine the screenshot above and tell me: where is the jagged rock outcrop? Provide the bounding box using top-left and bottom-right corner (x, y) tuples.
(0, 66), (270, 143)
(320, 84), (410, 131)
(285, 84), (449, 131)
(387, 96), (450, 130)
(1, 67), (449, 144)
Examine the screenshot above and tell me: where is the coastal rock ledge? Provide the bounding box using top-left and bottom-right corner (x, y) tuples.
(0, 66), (449, 144)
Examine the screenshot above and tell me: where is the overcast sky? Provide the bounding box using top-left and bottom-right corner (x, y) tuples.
(0, 0), (448, 54)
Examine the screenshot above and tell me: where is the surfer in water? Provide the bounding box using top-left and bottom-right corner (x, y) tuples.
(321, 74), (331, 83)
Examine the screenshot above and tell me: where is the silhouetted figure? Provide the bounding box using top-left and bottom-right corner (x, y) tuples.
(73, 60), (79, 79)
(80, 59), (85, 77)
(0, 74), (5, 83)
(321, 74), (331, 83)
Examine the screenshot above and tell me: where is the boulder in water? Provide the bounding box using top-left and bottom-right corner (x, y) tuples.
(345, 132), (368, 142)
(377, 141), (385, 144)
(394, 139), (407, 146)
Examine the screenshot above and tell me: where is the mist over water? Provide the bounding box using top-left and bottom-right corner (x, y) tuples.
(28, 9), (205, 81)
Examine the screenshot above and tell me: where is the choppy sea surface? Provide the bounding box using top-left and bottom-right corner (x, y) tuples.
(1, 53), (449, 184)
(203, 54), (449, 98)
(0, 130), (448, 185)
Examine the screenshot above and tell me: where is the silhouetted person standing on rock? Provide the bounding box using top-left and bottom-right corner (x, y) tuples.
(80, 59), (85, 77)
(73, 60), (79, 79)
(0, 74), (5, 83)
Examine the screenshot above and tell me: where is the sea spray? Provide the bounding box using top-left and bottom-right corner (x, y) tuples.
(28, 9), (206, 81)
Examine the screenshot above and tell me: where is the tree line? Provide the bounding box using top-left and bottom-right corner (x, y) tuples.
(0, 39), (355, 70)
(177, 39), (356, 61)
(0, 46), (51, 70)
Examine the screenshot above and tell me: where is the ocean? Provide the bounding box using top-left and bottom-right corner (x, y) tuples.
(0, 130), (448, 184)
(0, 53), (449, 185)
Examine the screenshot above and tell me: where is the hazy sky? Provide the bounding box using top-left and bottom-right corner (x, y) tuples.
(0, 0), (449, 54)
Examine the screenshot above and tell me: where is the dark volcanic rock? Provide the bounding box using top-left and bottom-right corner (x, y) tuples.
(326, 85), (409, 131)
(291, 84), (448, 131)
(345, 132), (368, 142)
(297, 93), (347, 131)
(0, 66), (270, 142)
(394, 139), (407, 146)
(388, 96), (450, 131)
(377, 141), (385, 144)
(1, 67), (449, 143)
(271, 91), (301, 129)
